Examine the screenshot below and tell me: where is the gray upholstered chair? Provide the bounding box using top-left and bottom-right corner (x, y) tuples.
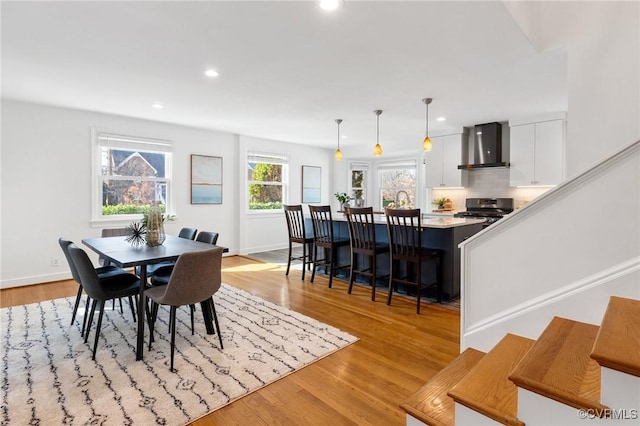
(178, 227), (198, 240)
(59, 238), (138, 335)
(146, 247), (224, 371)
(67, 244), (141, 360)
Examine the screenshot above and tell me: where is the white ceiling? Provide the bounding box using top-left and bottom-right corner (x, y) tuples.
(1, 0), (567, 156)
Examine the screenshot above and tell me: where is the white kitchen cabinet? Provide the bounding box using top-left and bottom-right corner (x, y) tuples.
(510, 119), (564, 186)
(424, 133), (467, 188)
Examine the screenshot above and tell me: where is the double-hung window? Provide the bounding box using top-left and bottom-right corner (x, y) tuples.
(378, 159), (417, 210)
(92, 130), (173, 221)
(349, 162), (368, 207)
(247, 152), (288, 211)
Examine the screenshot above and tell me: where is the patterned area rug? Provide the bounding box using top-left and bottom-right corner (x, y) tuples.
(1, 284), (357, 425)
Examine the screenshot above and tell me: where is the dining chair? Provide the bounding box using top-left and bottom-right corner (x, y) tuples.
(67, 244), (142, 360)
(344, 207), (389, 301)
(137, 227), (199, 277)
(385, 208), (442, 314)
(195, 231), (219, 245)
(150, 230), (220, 332)
(283, 204), (314, 280)
(146, 246), (224, 371)
(308, 205), (350, 288)
(59, 238), (138, 335)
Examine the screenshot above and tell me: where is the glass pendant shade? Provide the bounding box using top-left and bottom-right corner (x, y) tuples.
(334, 118), (343, 161)
(373, 110), (383, 156)
(422, 98), (433, 151)
(423, 136), (432, 151)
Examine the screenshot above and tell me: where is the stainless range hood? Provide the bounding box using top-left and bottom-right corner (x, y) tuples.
(458, 122), (509, 169)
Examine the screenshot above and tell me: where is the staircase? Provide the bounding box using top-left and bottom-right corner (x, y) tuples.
(401, 296), (640, 425)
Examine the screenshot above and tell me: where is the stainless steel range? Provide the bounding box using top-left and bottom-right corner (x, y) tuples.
(454, 198), (514, 227)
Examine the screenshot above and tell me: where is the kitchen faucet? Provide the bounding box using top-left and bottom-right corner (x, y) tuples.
(395, 190), (410, 208)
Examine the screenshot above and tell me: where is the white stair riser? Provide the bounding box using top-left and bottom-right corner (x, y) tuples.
(405, 413), (427, 426)
(600, 367), (640, 412)
(454, 403), (503, 425)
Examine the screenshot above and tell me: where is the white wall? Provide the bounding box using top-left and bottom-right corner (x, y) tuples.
(0, 100), (335, 287)
(237, 135), (334, 255)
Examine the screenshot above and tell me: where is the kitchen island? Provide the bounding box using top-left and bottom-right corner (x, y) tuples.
(308, 214), (484, 302)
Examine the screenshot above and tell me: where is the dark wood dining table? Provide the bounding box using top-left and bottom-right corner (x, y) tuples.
(82, 234), (228, 361)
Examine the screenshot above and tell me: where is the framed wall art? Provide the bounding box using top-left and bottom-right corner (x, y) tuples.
(191, 154), (222, 204)
(301, 165), (321, 203)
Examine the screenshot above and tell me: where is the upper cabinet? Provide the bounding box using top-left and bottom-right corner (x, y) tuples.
(509, 115), (565, 186)
(425, 133), (468, 188)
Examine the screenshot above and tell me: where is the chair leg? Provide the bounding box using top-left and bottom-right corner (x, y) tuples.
(81, 295), (91, 337)
(118, 297), (124, 314)
(190, 304), (196, 335)
(148, 302), (158, 350)
(92, 301), (106, 360)
(387, 259), (395, 306)
(84, 299), (97, 343)
(285, 241), (292, 276)
(128, 296), (137, 322)
(170, 306), (177, 372)
(416, 261), (422, 314)
(328, 248), (335, 289)
(71, 284), (83, 325)
(211, 299), (224, 350)
(371, 254), (376, 302)
(301, 242), (306, 280)
(348, 252), (356, 294)
(310, 245), (317, 283)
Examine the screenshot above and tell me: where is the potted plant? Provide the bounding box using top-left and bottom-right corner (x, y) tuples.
(335, 192), (351, 210)
(433, 197), (448, 210)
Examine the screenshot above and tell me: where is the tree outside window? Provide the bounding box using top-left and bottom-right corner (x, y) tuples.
(379, 168), (416, 209)
(247, 153), (287, 210)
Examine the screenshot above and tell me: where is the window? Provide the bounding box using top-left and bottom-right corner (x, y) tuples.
(247, 152), (288, 211)
(378, 160), (417, 210)
(92, 130), (172, 221)
(349, 163), (368, 207)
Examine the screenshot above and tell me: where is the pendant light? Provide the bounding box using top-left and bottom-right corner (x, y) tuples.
(373, 109), (383, 156)
(422, 98), (433, 151)
(334, 119), (343, 161)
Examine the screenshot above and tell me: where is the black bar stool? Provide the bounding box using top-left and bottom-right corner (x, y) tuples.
(283, 204), (314, 280)
(385, 208), (442, 314)
(344, 207), (389, 301)
(309, 205), (350, 288)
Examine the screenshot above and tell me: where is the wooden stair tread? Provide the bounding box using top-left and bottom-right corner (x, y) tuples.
(591, 296), (640, 377)
(509, 316), (608, 412)
(400, 348), (486, 426)
(448, 334), (534, 426)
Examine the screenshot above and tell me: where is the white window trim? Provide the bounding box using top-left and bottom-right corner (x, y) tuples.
(90, 128), (174, 226)
(246, 151), (289, 214)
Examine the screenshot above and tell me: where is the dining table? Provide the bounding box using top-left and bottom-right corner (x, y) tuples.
(82, 234), (228, 361)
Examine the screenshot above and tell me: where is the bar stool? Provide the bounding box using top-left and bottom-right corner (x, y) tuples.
(283, 204), (314, 280)
(344, 207), (389, 301)
(308, 205), (350, 288)
(385, 208), (442, 314)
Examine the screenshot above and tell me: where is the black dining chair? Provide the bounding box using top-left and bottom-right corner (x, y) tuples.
(146, 247), (224, 371)
(385, 208), (442, 314)
(137, 227), (198, 277)
(283, 204), (314, 280)
(59, 238), (138, 335)
(344, 207), (389, 301)
(309, 205), (350, 288)
(195, 230), (219, 245)
(67, 244), (142, 360)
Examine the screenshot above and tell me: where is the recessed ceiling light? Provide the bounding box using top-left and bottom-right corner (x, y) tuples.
(205, 69), (219, 78)
(320, 0), (340, 11)
(436, 117), (446, 122)
(152, 103), (164, 109)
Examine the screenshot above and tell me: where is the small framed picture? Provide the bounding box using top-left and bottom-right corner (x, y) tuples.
(302, 165), (321, 203)
(191, 154), (222, 204)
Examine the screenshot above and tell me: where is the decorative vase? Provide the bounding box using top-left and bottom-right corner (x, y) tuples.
(145, 203), (165, 246)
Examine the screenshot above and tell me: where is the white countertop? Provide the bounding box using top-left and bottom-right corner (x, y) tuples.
(331, 213), (485, 229)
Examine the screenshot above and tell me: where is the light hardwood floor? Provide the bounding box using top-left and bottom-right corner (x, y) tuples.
(0, 255), (461, 425)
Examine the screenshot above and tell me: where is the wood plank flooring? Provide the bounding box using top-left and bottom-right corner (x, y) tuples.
(0, 255), (461, 425)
